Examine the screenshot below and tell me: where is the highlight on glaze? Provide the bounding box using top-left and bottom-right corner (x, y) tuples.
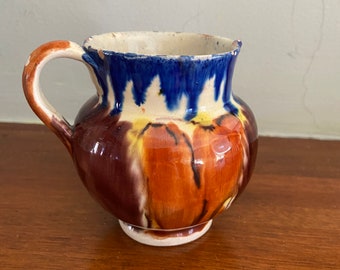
(22, 32), (258, 245)
(72, 102), (257, 230)
(70, 32), (257, 230)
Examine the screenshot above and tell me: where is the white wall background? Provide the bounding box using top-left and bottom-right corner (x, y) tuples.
(1, 0), (340, 139)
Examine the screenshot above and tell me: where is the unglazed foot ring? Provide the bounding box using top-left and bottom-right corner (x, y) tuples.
(118, 220), (213, 246)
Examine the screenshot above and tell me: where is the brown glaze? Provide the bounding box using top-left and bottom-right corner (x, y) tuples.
(72, 102), (144, 226)
(235, 96), (258, 195)
(4, 123), (340, 266)
(22, 35), (258, 234)
(22, 40), (73, 153)
(71, 96), (258, 230)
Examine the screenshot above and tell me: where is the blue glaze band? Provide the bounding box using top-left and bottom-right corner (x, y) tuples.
(82, 47), (240, 120)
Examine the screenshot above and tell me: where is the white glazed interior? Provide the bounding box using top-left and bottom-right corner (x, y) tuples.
(84, 31), (237, 56)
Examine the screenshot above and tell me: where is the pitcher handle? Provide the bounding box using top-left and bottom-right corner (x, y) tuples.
(22, 40), (86, 154)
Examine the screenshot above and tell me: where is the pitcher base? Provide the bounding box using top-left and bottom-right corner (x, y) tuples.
(118, 220), (212, 246)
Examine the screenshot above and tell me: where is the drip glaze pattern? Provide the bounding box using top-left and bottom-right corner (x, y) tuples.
(23, 32), (258, 246)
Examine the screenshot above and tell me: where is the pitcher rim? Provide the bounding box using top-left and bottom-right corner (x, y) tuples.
(83, 31), (242, 59)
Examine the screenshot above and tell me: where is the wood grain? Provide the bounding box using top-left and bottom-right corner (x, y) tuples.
(1, 123), (339, 269)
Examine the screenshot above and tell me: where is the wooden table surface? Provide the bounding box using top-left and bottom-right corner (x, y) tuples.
(1, 122), (339, 269)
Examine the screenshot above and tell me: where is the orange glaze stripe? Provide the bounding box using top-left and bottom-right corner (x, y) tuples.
(139, 114), (246, 229)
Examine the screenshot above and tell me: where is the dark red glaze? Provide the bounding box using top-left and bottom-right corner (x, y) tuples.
(71, 96), (258, 230)
(72, 98), (145, 226)
(235, 96), (258, 195)
(22, 35), (258, 233)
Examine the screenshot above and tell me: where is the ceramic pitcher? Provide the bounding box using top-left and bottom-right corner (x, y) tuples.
(22, 32), (258, 246)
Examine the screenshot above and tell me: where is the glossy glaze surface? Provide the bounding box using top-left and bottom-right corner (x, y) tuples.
(82, 48), (238, 119)
(23, 32), (258, 239)
(70, 32), (258, 231)
(72, 99), (257, 230)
